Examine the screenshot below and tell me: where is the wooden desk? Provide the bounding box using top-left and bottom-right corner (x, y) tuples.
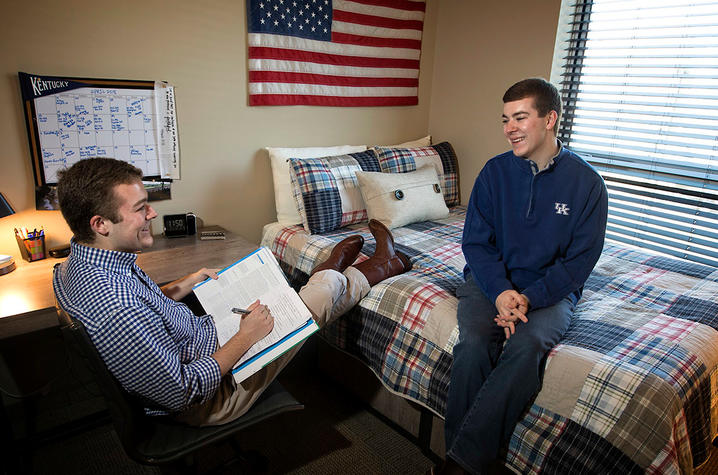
(0, 230), (257, 338)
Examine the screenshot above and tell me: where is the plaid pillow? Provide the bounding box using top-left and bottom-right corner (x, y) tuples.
(372, 141), (460, 207)
(289, 151), (380, 234)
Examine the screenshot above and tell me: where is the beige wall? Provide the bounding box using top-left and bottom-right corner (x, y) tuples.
(429, 0), (561, 204)
(0, 0), (438, 257)
(0, 0), (562, 263)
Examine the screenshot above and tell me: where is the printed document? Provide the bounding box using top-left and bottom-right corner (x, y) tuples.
(193, 247), (317, 383)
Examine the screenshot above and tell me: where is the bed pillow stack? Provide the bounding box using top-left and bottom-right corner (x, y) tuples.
(270, 135), (460, 234)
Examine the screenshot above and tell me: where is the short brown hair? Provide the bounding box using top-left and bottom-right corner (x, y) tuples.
(503, 78), (562, 134)
(57, 158), (143, 243)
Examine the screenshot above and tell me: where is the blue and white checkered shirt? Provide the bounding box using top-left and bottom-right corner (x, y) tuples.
(53, 240), (222, 415)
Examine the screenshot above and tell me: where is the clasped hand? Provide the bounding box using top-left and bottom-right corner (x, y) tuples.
(494, 290), (529, 339)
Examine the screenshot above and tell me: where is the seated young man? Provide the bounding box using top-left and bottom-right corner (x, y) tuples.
(53, 157), (411, 426)
(441, 78), (607, 474)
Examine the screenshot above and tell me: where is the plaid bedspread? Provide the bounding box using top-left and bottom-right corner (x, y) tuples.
(261, 207), (718, 473)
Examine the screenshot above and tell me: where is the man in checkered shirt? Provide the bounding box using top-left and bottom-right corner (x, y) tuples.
(53, 157), (410, 425)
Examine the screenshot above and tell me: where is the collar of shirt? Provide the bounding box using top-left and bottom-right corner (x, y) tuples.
(69, 238), (138, 276)
(525, 139), (564, 176)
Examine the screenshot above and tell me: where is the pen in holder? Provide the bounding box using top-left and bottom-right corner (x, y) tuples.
(15, 230), (46, 262)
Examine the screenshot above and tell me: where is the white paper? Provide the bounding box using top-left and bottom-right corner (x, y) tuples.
(193, 247), (316, 382)
(154, 81), (180, 179)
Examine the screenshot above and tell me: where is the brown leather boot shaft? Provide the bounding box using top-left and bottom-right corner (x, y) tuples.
(311, 235), (364, 275)
(368, 219), (396, 259)
(352, 219), (412, 286)
(354, 252), (411, 286)
(353, 254), (408, 287)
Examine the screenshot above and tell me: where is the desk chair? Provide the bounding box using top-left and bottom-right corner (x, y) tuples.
(55, 306), (304, 470)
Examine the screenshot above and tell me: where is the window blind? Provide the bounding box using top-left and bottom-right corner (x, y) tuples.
(555, 0), (718, 267)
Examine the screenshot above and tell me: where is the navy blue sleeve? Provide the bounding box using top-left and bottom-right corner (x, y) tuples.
(462, 171), (514, 304)
(521, 177), (608, 309)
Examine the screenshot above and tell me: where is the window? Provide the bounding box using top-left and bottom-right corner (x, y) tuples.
(552, 0), (718, 267)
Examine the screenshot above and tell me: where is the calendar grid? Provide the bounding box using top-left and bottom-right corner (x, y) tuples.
(35, 88), (160, 183)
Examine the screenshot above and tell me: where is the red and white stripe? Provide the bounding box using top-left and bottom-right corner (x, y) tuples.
(248, 0), (426, 106)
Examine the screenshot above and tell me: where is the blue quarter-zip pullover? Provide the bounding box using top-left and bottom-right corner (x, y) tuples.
(462, 146), (608, 309)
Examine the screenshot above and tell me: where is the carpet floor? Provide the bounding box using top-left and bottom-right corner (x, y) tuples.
(3, 338), (436, 475)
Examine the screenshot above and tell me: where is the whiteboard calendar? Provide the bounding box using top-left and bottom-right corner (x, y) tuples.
(19, 72), (180, 186)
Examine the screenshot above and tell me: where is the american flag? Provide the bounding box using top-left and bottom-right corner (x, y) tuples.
(246, 0), (425, 106)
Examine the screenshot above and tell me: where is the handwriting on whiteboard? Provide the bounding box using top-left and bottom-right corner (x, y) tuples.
(34, 84), (179, 182)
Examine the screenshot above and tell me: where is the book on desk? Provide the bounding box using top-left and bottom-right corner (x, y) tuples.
(192, 246), (317, 383)
(199, 225), (226, 240)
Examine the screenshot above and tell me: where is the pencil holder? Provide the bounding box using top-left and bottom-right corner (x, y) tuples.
(16, 234), (46, 262)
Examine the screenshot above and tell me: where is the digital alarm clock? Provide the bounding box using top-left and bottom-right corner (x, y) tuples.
(163, 212), (197, 238)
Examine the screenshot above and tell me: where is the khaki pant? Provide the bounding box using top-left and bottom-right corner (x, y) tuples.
(175, 267), (370, 426)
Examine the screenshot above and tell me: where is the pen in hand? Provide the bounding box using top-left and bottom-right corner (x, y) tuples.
(231, 307), (251, 315)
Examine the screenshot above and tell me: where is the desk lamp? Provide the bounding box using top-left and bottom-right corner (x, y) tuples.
(0, 192), (16, 275)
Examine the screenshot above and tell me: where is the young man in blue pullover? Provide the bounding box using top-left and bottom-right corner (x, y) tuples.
(440, 78), (608, 474)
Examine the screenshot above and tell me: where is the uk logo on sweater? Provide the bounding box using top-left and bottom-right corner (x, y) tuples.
(555, 203), (570, 215)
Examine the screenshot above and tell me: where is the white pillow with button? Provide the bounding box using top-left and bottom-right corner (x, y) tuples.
(355, 165), (449, 229)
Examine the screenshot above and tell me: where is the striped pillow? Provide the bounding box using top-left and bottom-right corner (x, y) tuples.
(372, 142), (460, 207)
(289, 151), (380, 234)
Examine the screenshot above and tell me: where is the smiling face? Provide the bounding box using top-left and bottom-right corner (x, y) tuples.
(502, 97), (558, 165)
(103, 180), (158, 252)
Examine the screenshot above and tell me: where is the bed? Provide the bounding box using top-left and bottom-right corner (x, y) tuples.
(261, 207), (718, 473)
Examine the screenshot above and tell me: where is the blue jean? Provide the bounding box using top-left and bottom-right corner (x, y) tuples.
(445, 274), (575, 473)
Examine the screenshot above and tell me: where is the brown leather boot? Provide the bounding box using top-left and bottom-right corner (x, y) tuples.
(311, 235), (364, 275)
(353, 219), (412, 286)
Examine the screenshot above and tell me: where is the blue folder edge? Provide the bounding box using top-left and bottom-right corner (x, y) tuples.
(231, 317), (317, 374)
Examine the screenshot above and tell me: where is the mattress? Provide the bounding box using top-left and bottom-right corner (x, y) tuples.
(261, 207), (718, 473)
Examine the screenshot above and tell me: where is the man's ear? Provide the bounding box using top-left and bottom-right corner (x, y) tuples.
(89, 215), (110, 237)
(546, 110), (558, 131)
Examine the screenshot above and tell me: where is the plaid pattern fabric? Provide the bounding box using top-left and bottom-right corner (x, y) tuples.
(261, 207), (718, 473)
(289, 151), (379, 234)
(507, 406), (567, 475)
(372, 142), (461, 207)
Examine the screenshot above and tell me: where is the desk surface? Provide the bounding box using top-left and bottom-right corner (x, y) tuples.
(0, 230), (257, 338)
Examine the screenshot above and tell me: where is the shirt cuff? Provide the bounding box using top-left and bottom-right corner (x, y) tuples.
(521, 283), (546, 310)
(486, 280), (514, 305)
(192, 355), (223, 403)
